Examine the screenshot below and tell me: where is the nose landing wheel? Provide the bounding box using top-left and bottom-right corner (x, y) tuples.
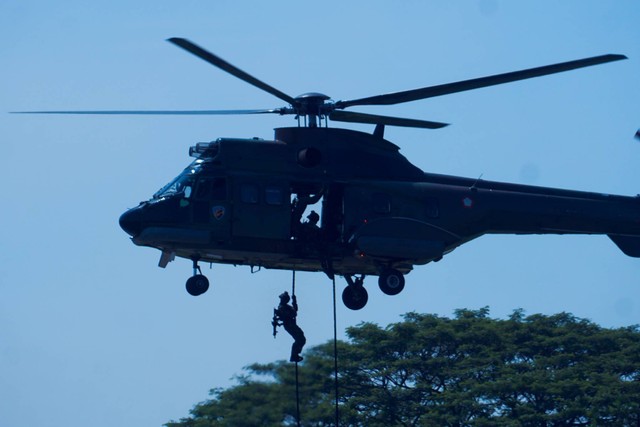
(186, 259), (210, 296)
(186, 275), (209, 296)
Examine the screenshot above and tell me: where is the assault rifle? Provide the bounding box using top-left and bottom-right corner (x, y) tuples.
(271, 309), (281, 338)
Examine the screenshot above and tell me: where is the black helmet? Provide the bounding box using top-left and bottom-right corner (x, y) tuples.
(307, 211), (320, 223)
(279, 291), (290, 303)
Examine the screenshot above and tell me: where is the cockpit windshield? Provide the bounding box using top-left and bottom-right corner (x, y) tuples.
(152, 161), (202, 199)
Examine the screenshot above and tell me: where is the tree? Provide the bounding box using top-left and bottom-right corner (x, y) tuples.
(166, 309), (640, 426)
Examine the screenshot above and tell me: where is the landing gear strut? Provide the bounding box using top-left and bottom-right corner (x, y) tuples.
(185, 258), (209, 296)
(342, 275), (368, 310)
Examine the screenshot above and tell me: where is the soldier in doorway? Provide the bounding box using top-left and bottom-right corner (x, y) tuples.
(298, 210), (321, 241)
(272, 291), (306, 362)
(291, 189), (323, 238)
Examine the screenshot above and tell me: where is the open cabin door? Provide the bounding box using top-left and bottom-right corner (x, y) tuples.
(232, 179), (291, 239)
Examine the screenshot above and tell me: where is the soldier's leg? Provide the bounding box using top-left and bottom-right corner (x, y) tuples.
(291, 326), (306, 357)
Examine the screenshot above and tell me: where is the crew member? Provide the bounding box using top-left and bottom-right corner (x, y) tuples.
(291, 190), (323, 238)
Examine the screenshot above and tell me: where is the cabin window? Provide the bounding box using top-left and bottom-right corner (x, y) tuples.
(425, 197), (439, 218)
(240, 183), (259, 204)
(265, 186), (285, 206)
(372, 193), (391, 214)
(211, 179), (227, 200)
(195, 178), (227, 201)
(196, 178), (227, 200)
(195, 181), (209, 199)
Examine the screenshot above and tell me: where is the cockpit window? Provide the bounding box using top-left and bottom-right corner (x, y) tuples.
(153, 167), (199, 199)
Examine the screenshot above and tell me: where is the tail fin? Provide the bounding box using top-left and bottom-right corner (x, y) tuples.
(609, 234), (640, 257)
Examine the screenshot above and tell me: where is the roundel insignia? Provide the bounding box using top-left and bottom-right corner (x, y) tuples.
(212, 205), (226, 220)
(462, 197), (474, 208)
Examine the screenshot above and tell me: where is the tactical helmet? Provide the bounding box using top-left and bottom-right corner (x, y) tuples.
(307, 210), (320, 224)
(279, 291), (290, 303)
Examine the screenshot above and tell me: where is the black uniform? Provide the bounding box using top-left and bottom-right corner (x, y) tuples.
(274, 292), (306, 362)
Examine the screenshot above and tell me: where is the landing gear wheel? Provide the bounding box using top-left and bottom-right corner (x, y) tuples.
(186, 274), (209, 296)
(378, 269), (405, 296)
(342, 284), (368, 311)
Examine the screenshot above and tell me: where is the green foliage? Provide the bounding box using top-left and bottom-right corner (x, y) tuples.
(166, 309), (640, 426)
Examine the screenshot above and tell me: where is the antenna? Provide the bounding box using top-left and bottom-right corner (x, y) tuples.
(470, 173), (484, 192)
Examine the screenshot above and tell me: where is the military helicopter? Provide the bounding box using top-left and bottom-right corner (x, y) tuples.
(20, 39), (639, 310)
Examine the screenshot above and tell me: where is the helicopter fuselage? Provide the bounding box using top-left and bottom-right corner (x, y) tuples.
(119, 126), (640, 282)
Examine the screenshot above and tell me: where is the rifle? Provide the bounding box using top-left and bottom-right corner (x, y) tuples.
(271, 308), (280, 338)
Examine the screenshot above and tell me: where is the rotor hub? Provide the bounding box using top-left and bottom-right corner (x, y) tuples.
(294, 93), (331, 115)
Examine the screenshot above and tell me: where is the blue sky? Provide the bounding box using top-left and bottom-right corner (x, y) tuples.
(2, 1), (639, 426)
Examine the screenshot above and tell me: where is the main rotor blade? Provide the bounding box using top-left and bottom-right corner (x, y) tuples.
(337, 54), (627, 108)
(11, 109), (282, 115)
(329, 110), (449, 129)
(168, 37), (298, 106)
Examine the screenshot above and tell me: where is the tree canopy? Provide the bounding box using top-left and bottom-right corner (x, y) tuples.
(166, 309), (640, 426)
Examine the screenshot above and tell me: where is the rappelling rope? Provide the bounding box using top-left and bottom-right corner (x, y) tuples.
(332, 275), (340, 426)
(290, 270), (340, 426)
(292, 270), (301, 427)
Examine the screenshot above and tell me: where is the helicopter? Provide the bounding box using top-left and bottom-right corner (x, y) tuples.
(19, 38), (640, 310)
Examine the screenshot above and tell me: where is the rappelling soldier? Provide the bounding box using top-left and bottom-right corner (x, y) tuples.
(272, 291), (306, 362)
